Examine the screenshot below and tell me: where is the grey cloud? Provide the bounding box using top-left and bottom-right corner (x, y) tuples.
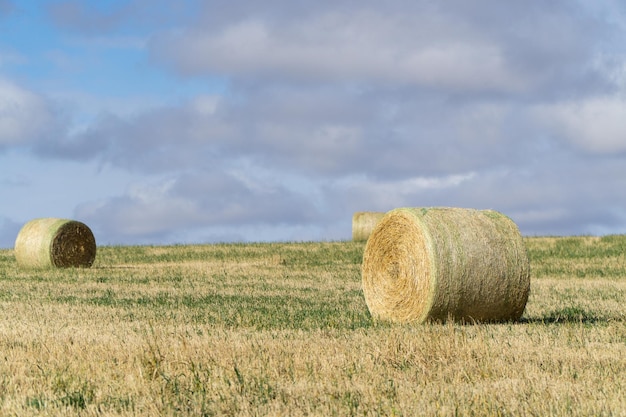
(169, 171), (318, 225)
(34, 104), (234, 172)
(38, 83), (541, 181)
(225, 86), (546, 178)
(30, 91), (523, 177)
(324, 144), (626, 237)
(152, 14), (520, 90)
(473, 158), (626, 236)
(32, 1), (626, 180)
(75, 169), (319, 243)
(33, 115), (110, 161)
(150, 0), (612, 96)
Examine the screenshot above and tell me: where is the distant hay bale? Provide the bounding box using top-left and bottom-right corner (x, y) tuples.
(352, 212), (386, 241)
(14, 218), (97, 269)
(362, 207), (530, 323)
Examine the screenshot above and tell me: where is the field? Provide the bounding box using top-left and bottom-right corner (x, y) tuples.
(0, 236), (625, 416)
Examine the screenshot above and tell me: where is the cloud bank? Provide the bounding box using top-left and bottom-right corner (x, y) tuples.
(2, 0), (626, 246)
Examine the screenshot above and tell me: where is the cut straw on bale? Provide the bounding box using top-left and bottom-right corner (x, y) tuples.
(352, 212), (386, 241)
(14, 218), (96, 269)
(362, 207), (530, 324)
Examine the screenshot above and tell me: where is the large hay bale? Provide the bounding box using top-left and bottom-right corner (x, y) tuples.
(352, 212), (386, 241)
(362, 207), (530, 323)
(14, 218), (97, 269)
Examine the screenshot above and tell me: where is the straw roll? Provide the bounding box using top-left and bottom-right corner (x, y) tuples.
(352, 212), (386, 241)
(361, 207), (530, 323)
(14, 218), (97, 268)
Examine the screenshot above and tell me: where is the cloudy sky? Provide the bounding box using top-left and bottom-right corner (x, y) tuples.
(2, 0), (626, 247)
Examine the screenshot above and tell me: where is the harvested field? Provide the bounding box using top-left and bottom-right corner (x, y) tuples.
(0, 237), (624, 416)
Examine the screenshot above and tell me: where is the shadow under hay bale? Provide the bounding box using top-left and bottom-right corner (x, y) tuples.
(361, 207), (530, 324)
(14, 218), (97, 269)
(352, 212), (386, 241)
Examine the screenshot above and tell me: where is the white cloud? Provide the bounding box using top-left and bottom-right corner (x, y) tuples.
(535, 96), (626, 153)
(330, 172), (477, 212)
(190, 95), (220, 115)
(0, 78), (60, 147)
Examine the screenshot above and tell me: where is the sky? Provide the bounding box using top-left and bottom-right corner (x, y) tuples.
(3, 0), (626, 247)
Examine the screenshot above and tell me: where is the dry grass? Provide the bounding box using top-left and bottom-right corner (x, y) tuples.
(0, 238), (625, 416)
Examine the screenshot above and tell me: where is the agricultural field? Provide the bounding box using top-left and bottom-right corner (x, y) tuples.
(0, 236), (625, 416)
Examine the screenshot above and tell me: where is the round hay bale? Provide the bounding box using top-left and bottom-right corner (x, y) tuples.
(362, 207), (530, 323)
(352, 212), (386, 241)
(14, 218), (97, 269)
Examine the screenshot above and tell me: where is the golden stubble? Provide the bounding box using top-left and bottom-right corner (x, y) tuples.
(1, 314), (624, 416)
(0, 238), (624, 416)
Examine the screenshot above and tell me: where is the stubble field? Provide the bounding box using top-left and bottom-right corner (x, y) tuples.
(0, 236), (625, 416)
